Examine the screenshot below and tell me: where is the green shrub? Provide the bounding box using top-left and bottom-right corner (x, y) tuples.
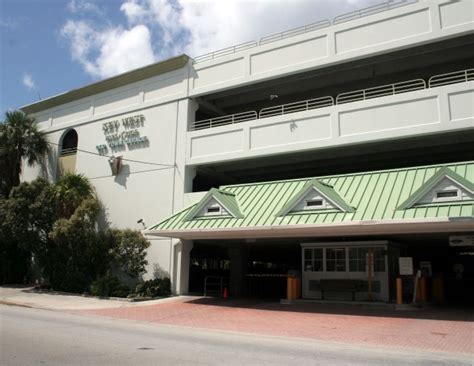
(134, 278), (171, 298)
(90, 274), (130, 298)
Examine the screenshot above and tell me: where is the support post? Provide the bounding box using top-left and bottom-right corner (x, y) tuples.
(396, 277), (403, 305)
(228, 245), (248, 297)
(420, 277), (428, 302)
(174, 240), (194, 295)
(367, 250), (374, 301)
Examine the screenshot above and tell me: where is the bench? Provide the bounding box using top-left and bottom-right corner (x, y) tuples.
(319, 279), (361, 301)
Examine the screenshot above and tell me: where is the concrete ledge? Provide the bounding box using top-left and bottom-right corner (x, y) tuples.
(281, 298), (426, 310)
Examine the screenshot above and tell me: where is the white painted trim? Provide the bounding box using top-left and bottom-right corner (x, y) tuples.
(146, 217), (474, 239)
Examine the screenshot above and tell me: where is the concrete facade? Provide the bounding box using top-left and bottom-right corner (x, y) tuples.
(21, 0), (474, 295)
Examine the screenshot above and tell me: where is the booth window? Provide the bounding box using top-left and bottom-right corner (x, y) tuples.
(304, 248), (323, 272)
(304, 246), (386, 273)
(349, 247), (385, 272)
(326, 248), (346, 272)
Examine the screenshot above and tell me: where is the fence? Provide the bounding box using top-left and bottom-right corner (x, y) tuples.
(259, 96), (334, 119)
(193, 0), (419, 64)
(190, 110), (258, 131)
(336, 79), (426, 104)
(259, 20), (331, 46)
(191, 68), (472, 131)
(333, 0), (418, 25)
(204, 276), (229, 297)
(428, 69), (474, 88)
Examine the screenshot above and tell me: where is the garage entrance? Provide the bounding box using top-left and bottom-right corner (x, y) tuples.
(189, 240), (300, 299)
(188, 234), (474, 305)
(400, 234), (474, 305)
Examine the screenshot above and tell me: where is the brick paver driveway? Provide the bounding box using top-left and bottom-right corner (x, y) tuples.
(78, 297), (473, 355)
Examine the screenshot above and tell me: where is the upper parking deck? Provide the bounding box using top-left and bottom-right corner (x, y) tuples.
(188, 0), (473, 97)
(23, 0), (473, 135)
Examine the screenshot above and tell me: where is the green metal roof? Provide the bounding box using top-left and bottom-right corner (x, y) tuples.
(184, 188), (243, 220)
(275, 179), (355, 216)
(397, 167), (474, 209)
(149, 161), (474, 235)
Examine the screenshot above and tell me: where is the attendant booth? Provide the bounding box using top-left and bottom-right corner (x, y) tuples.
(301, 241), (400, 302)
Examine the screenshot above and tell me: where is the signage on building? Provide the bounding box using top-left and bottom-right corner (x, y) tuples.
(398, 257), (413, 275)
(108, 156), (123, 175)
(449, 235), (474, 247)
(419, 261), (432, 277)
(96, 114), (148, 153)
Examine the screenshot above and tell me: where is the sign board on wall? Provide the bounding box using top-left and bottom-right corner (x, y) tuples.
(449, 235), (474, 247)
(419, 261), (432, 277)
(96, 114), (148, 153)
(399, 257), (413, 275)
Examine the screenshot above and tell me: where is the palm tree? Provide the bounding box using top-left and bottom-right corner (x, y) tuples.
(0, 110), (49, 198)
(54, 173), (95, 218)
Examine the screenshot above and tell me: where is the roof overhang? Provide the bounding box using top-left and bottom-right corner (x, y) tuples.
(21, 54), (190, 115)
(145, 217), (474, 240)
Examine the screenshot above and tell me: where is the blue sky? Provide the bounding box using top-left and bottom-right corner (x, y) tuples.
(0, 0), (379, 117)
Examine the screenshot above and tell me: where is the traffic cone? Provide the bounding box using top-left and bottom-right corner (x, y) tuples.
(223, 287), (229, 299)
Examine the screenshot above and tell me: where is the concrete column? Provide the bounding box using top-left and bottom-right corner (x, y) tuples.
(173, 240), (194, 295)
(228, 245), (248, 297)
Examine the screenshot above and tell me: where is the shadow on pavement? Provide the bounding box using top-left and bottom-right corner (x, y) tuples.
(184, 296), (474, 322)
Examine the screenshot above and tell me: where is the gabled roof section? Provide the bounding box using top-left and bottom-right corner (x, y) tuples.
(398, 167), (474, 210)
(147, 161), (474, 236)
(184, 188), (243, 221)
(276, 179), (355, 216)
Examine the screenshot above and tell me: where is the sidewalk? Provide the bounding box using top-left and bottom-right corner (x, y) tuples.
(79, 297), (474, 356)
(2, 286), (473, 356)
(0, 286), (184, 311)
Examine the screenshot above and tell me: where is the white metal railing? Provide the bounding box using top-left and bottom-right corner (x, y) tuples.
(191, 69), (471, 131)
(259, 96), (334, 119)
(428, 68), (474, 88)
(193, 41), (258, 63)
(191, 110), (258, 131)
(193, 1), (419, 64)
(204, 276), (229, 297)
(259, 19), (331, 46)
(336, 79), (426, 104)
(333, 0), (418, 25)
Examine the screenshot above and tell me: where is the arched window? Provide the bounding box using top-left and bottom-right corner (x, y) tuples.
(60, 129), (78, 156)
(58, 129), (78, 176)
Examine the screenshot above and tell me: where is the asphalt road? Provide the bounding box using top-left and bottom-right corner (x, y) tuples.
(0, 305), (471, 366)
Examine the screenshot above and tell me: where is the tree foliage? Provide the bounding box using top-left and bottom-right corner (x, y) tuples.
(0, 174), (150, 294)
(54, 173), (94, 218)
(0, 110), (49, 198)
(105, 229), (150, 278)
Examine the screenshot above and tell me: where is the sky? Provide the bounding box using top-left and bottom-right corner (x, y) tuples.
(0, 0), (380, 116)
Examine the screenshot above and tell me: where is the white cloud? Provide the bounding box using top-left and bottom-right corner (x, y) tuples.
(61, 0), (378, 79)
(22, 73), (36, 91)
(118, 0), (379, 57)
(61, 20), (155, 78)
(94, 25), (155, 78)
(67, 0), (103, 15)
(0, 18), (19, 29)
(120, 0), (148, 25)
